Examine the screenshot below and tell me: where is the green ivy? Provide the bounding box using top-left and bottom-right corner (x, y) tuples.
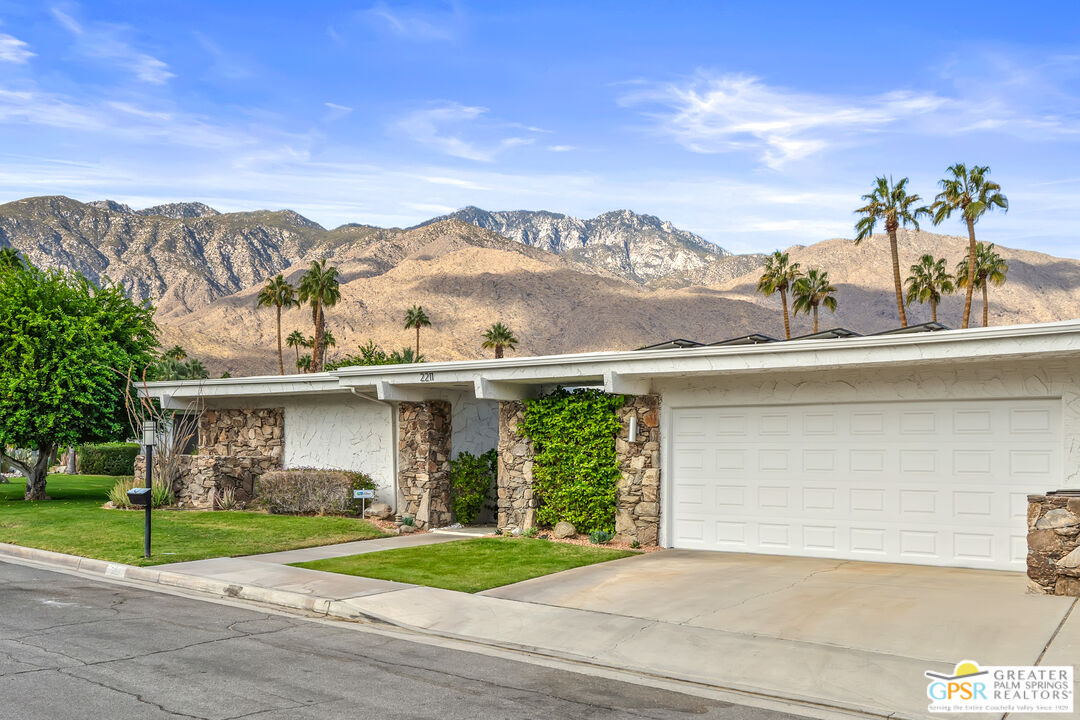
(450, 449), (497, 525)
(519, 387), (625, 534)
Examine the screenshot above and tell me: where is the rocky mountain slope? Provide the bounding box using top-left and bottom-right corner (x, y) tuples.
(421, 207), (763, 286)
(160, 220), (777, 374)
(717, 228), (1080, 337)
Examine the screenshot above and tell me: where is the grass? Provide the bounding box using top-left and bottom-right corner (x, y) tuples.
(292, 536), (636, 593)
(0, 474), (387, 566)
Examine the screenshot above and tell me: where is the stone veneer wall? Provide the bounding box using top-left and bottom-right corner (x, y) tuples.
(1027, 493), (1080, 596)
(200, 408), (284, 462)
(496, 400), (535, 533)
(615, 395), (661, 546)
(134, 454), (276, 509)
(398, 401), (452, 529)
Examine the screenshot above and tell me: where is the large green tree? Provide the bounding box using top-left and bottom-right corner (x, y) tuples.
(854, 176), (928, 328)
(256, 274), (298, 375)
(957, 242), (1008, 328)
(297, 260), (340, 373)
(756, 250), (802, 339)
(0, 263), (157, 499)
(904, 254), (955, 323)
(930, 163), (1008, 328)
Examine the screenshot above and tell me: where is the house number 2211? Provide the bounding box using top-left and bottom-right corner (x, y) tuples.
(419, 372), (435, 382)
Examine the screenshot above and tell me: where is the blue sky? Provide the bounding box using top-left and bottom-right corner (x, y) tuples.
(0, 1), (1078, 257)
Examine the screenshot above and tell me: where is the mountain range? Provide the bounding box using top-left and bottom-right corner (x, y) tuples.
(1, 195), (1078, 376)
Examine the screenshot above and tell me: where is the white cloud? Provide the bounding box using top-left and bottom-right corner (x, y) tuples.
(0, 33), (34, 64)
(362, 1), (460, 41)
(51, 7), (174, 84)
(548, 145), (575, 152)
(620, 72), (947, 167)
(395, 102), (534, 162)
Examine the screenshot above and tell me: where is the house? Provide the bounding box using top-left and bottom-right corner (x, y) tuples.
(143, 319), (1080, 573)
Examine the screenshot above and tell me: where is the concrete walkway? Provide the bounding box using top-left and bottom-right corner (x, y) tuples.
(4, 537), (1077, 720)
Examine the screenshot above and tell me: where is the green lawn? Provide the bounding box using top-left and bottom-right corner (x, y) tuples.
(0, 474), (387, 566)
(293, 536), (636, 593)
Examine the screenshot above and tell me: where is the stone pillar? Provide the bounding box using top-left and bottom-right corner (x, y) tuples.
(200, 407), (284, 464)
(497, 400), (535, 534)
(614, 395), (661, 546)
(1027, 493), (1080, 596)
(397, 401), (452, 529)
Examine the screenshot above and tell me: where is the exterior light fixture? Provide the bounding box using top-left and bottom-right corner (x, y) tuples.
(628, 415), (639, 443)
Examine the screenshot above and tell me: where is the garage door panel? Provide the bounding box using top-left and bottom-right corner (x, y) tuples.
(670, 398), (1062, 570)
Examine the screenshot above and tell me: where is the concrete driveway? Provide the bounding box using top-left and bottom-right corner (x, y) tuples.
(484, 550), (1080, 719)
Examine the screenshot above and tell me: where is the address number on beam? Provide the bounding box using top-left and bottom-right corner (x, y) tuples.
(420, 372), (435, 382)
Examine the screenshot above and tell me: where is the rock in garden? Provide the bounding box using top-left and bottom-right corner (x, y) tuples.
(553, 521), (576, 539)
(399, 524), (417, 534)
(366, 502), (393, 520)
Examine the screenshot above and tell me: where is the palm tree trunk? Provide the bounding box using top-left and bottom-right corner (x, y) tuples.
(813, 304), (819, 333)
(931, 298), (937, 323)
(311, 304), (323, 372)
(962, 216), (976, 329)
(888, 229), (908, 327)
(780, 288), (791, 339)
(495, 344), (504, 359)
(982, 283), (989, 327)
(415, 326), (421, 358)
(275, 305), (284, 375)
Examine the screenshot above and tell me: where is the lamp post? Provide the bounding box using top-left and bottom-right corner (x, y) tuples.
(142, 419), (155, 558)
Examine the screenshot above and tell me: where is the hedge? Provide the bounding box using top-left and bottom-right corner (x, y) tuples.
(77, 443), (140, 476)
(254, 468), (377, 515)
(519, 387), (625, 534)
(450, 449), (497, 525)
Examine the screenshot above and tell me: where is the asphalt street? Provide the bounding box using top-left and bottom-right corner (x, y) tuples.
(0, 560), (809, 720)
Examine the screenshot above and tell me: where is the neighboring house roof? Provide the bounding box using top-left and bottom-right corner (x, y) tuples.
(787, 327), (862, 340)
(708, 333), (778, 347)
(871, 322), (950, 335)
(142, 320), (1080, 407)
(635, 338), (705, 350)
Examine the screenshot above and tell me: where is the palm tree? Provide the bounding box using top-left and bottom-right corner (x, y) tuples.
(791, 268), (838, 333)
(285, 330), (306, 369)
(904, 255), (955, 323)
(854, 176), (928, 328)
(0, 247), (23, 269)
(184, 358), (208, 379)
(930, 164), (1008, 328)
(297, 259), (340, 373)
(296, 354), (312, 373)
(756, 251), (802, 339)
(256, 274), (298, 375)
(956, 242), (1008, 328)
(404, 305), (432, 358)
(163, 345), (187, 360)
(481, 322), (519, 359)
(321, 328), (336, 366)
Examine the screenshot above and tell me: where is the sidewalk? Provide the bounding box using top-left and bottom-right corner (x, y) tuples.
(2, 537), (1076, 720)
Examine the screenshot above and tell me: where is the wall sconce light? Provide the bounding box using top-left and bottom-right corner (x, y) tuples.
(628, 415), (639, 443)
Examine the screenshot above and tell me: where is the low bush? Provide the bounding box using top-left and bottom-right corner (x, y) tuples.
(450, 449), (496, 525)
(588, 530), (614, 545)
(107, 476), (175, 509)
(78, 443), (140, 476)
(255, 468), (377, 516)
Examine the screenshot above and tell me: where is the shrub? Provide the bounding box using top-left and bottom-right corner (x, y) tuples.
(589, 530), (614, 545)
(107, 476), (174, 509)
(255, 468), (377, 515)
(78, 443), (140, 476)
(400, 515), (415, 526)
(522, 526), (539, 538)
(450, 449), (496, 525)
(519, 388), (625, 534)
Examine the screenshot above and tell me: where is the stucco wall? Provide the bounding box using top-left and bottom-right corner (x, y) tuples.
(448, 391), (499, 458)
(656, 358), (1080, 547)
(281, 396), (396, 501)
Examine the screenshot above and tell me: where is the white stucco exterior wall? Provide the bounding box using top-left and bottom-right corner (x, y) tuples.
(281, 396), (396, 501)
(447, 391), (499, 458)
(656, 358), (1080, 548)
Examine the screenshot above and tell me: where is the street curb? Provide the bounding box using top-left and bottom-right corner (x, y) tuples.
(0, 542), (890, 720)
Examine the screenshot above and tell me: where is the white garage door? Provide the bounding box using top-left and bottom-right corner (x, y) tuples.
(670, 399), (1061, 570)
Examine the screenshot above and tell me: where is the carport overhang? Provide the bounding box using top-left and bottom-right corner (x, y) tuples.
(141, 319), (1080, 408)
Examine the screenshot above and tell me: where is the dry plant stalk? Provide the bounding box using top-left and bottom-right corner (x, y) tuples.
(121, 364), (205, 491)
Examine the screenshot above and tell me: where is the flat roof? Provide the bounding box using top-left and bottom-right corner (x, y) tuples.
(143, 319), (1080, 406)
